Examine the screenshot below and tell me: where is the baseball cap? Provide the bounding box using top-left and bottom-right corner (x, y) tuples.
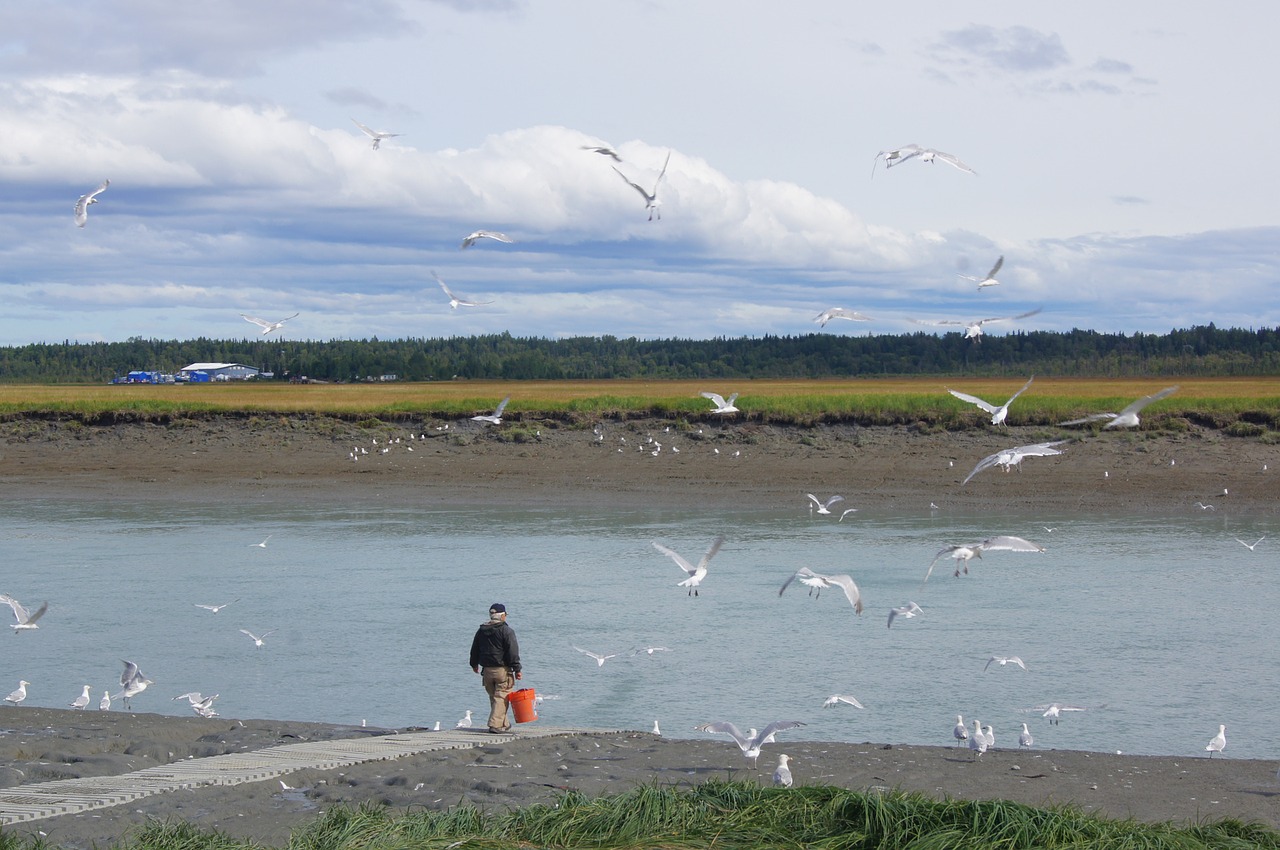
(489, 603), (506, 615)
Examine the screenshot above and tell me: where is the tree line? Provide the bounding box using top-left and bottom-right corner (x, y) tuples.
(0, 324), (1276, 383)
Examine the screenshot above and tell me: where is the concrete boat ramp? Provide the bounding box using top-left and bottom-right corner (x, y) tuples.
(0, 724), (596, 825)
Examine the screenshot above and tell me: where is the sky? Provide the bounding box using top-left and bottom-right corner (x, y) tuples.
(1, 0), (1278, 346)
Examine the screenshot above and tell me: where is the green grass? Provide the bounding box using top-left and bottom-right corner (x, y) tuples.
(38, 781), (1280, 850)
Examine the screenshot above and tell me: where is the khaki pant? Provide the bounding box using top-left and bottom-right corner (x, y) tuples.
(481, 666), (514, 730)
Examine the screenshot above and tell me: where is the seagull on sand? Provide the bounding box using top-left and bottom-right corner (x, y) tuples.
(70, 684), (92, 709)
(694, 720), (805, 766)
(240, 628), (277, 647)
(1019, 723), (1034, 748)
(1029, 703), (1088, 725)
(460, 230), (514, 249)
(923, 535), (1046, 583)
(773, 754), (793, 787)
(4, 680), (29, 705)
(351, 118), (402, 150)
(887, 601), (923, 628)
(814, 308), (872, 328)
(432, 271), (493, 309)
(572, 646), (619, 667)
(873, 144), (975, 176)
(946, 376), (1034, 426)
(985, 655), (1028, 672)
(456, 710), (473, 729)
(581, 143), (622, 162)
(1206, 724), (1226, 757)
(953, 715), (969, 745)
(470, 396), (511, 425)
(983, 725), (996, 751)
(807, 493), (845, 515)
(113, 661), (153, 710)
(700, 391), (739, 414)
(241, 313), (299, 335)
(0, 594), (48, 633)
(823, 694), (865, 709)
(1235, 536), (1266, 551)
(962, 440), (1069, 485)
(913, 307), (1042, 342)
(968, 719), (987, 757)
(74, 179), (110, 227)
(195, 599), (239, 613)
(653, 536), (725, 596)
(1059, 386), (1179, 429)
(613, 150), (671, 220)
(779, 567), (863, 614)
(99, 690), (111, 711)
(959, 255), (1004, 289)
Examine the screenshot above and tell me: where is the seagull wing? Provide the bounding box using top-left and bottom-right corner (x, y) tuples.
(1118, 385), (1179, 417)
(695, 536), (725, 571)
(823, 573), (863, 614)
(120, 660), (141, 686)
(1004, 375), (1034, 405)
(961, 449), (1005, 486)
(978, 307), (1043, 326)
(1059, 412), (1118, 426)
(700, 391), (728, 408)
(651, 150), (672, 193)
(827, 694), (865, 708)
(825, 308), (870, 323)
(987, 256), (1004, 278)
(922, 547), (959, 584)
(239, 629), (259, 641)
(930, 150), (976, 174)
(492, 396), (511, 418)
(653, 542), (697, 576)
(824, 495), (845, 509)
(241, 314), (272, 331)
(752, 720), (806, 748)
(947, 389), (998, 415)
(695, 721), (750, 749)
(23, 601), (48, 625)
(978, 535), (1046, 554)
(351, 118), (377, 138)
(0, 595), (25, 623)
(779, 566), (820, 596)
(613, 166), (653, 201)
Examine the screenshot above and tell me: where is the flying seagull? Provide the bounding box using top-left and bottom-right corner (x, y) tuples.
(653, 536), (725, 596)
(779, 567), (863, 614)
(351, 118), (402, 150)
(240, 628), (278, 647)
(985, 655), (1028, 672)
(194, 599), (239, 613)
(114, 660), (153, 710)
(613, 150), (671, 220)
(581, 144), (622, 162)
(959, 255), (1004, 289)
(241, 313), (299, 335)
(700, 391), (739, 414)
(460, 230), (514, 249)
(807, 493), (845, 515)
(873, 144), (976, 177)
(822, 694), (866, 709)
(1235, 536), (1266, 551)
(694, 720), (806, 766)
(1027, 703), (1089, 725)
(0, 594), (48, 633)
(962, 440), (1069, 485)
(887, 601), (923, 629)
(572, 646), (619, 667)
(946, 376), (1034, 425)
(923, 535), (1046, 583)
(74, 179), (110, 227)
(814, 308), (871, 328)
(1059, 386), (1179, 429)
(913, 307), (1042, 342)
(432, 271), (493, 309)
(470, 396), (510, 425)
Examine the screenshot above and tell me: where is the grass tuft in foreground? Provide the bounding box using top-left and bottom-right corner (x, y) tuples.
(75, 781), (1280, 850)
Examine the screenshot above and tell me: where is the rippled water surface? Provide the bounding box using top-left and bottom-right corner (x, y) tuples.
(2, 498), (1275, 760)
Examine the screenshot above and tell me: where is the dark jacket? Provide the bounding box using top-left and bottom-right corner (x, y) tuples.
(470, 620), (521, 674)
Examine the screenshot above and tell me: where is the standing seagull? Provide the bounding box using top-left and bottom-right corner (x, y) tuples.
(653, 536), (725, 596)
(1059, 386), (1180, 429)
(779, 567), (863, 614)
(351, 118), (402, 150)
(773, 754), (793, 787)
(613, 151), (671, 220)
(74, 179), (110, 227)
(700, 391), (739, 414)
(470, 396), (511, 425)
(433, 271), (493, 309)
(923, 535), (1046, 583)
(1019, 723), (1034, 748)
(946, 376), (1034, 426)
(959, 255), (1004, 289)
(814, 308), (872, 328)
(968, 719), (987, 758)
(694, 720), (805, 766)
(99, 690), (111, 711)
(1206, 724), (1226, 757)
(873, 144), (975, 176)
(241, 313), (299, 335)
(460, 230), (513, 249)
(0, 594), (48, 633)
(4, 681), (29, 705)
(953, 715), (969, 746)
(69, 684), (92, 710)
(913, 307), (1042, 342)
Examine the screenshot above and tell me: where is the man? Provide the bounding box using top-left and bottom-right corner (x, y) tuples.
(469, 602), (522, 733)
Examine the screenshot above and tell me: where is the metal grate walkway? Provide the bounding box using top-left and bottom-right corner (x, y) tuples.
(0, 725), (607, 825)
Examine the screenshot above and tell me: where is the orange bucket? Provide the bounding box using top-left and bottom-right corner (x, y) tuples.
(506, 688), (538, 723)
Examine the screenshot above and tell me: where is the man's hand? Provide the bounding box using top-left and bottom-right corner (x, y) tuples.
(515, 671), (523, 680)
(473, 666), (481, 674)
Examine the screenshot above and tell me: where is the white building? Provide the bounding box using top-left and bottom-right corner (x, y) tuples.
(178, 362), (261, 381)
